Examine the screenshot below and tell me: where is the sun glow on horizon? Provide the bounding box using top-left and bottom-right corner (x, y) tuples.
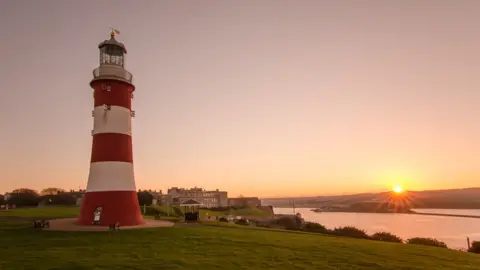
(393, 186), (404, 194)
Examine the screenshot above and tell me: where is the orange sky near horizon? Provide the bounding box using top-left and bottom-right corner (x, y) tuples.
(1, 1), (479, 197)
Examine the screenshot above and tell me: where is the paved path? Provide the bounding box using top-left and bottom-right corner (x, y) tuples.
(43, 218), (174, 231)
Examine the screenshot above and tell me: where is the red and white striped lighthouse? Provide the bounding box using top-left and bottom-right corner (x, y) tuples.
(78, 30), (143, 226)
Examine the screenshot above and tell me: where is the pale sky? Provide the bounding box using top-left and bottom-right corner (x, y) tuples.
(1, 0), (479, 197)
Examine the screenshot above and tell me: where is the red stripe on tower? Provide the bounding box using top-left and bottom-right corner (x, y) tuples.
(78, 31), (143, 226)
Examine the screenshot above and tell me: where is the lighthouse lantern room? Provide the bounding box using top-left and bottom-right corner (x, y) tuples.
(78, 30), (143, 226)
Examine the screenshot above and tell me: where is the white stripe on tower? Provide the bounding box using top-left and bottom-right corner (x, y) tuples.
(87, 162), (135, 192)
(87, 103), (134, 192)
(92, 105), (132, 136)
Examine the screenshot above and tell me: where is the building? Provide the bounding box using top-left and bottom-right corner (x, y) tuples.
(228, 197), (261, 207)
(165, 187), (228, 208)
(78, 30), (143, 226)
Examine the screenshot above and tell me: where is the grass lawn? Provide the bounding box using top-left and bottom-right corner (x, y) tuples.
(149, 204), (273, 219)
(1, 207), (479, 269)
(209, 206), (272, 217)
(0, 206), (80, 218)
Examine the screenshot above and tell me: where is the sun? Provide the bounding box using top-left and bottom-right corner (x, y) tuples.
(393, 186), (404, 194)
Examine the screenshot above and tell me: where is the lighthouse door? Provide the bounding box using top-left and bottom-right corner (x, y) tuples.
(92, 206), (103, 225)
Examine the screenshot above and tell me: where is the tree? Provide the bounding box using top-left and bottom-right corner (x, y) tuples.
(8, 189), (39, 206)
(0, 196), (5, 205)
(40, 188), (65, 196)
(137, 191), (154, 206)
(468, 241), (480, 254)
(39, 194), (76, 206)
(406, 237), (448, 248)
(276, 216), (300, 230)
(11, 188), (39, 195)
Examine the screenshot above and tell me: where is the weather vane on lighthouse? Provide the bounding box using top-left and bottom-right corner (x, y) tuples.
(109, 26), (121, 38)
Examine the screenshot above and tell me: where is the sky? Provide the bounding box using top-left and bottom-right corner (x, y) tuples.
(1, 1), (479, 198)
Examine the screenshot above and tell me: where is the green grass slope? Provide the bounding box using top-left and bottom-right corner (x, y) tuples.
(1, 208), (480, 269)
(0, 205), (271, 222)
(1, 221), (479, 270)
(148, 205), (273, 218)
(0, 206), (79, 218)
(201, 207), (272, 217)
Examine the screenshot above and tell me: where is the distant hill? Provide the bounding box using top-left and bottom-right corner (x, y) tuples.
(262, 188), (480, 209)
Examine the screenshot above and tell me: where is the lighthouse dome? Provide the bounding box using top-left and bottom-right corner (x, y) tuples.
(98, 35), (127, 54)
(98, 33), (127, 67)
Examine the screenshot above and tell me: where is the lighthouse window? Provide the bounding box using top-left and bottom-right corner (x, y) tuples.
(111, 55), (124, 66)
(101, 53), (111, 64)
(100, 46), (124, 66)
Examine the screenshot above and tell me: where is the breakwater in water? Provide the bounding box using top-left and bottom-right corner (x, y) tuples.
(410, 211), (480, 219)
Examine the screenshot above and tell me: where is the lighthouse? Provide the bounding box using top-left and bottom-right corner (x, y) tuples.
(78, 30), (143, 226)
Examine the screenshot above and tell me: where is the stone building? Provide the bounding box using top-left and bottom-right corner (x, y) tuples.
(162, 187), (228, 208)
(228, 197), (261, 207)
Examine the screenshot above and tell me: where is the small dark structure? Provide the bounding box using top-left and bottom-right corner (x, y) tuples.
(33, 220), (50, 229)
(180, 199), (202, 222)
(108, 222), (120, 231)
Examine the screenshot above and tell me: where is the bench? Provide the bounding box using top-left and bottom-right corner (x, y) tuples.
(33, 220), (49, 229)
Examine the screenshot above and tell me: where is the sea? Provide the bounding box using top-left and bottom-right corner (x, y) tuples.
(273, 207), (480, 250)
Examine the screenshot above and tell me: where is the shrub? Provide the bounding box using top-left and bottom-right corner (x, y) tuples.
(40, 194), (77, 206)
(256, 223), (271, 228)
(275, 216), (301, 230)
(294, 213), (305, 227)
(370, 232), (403, 243)
(331, 226), (369, 239)
(406, 237), (448, 248)
(218, 217), (229, 222)
(303, 222), (328, 233)
(142, 206), (165, 216)
(137, 192), (154, 206)
(7, 192), (39, 207)
(143, 206), (182, 217)
(468, 241), (480, 254)
(235, 218), (249, 226)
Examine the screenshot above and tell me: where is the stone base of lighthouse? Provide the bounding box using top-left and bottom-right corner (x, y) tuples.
(78, 191), (144, 226)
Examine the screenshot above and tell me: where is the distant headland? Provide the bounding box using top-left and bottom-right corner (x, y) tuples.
(263, 187), (480, 211)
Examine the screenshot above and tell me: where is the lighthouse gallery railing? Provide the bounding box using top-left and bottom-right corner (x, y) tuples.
(93, 65), (133, 83)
